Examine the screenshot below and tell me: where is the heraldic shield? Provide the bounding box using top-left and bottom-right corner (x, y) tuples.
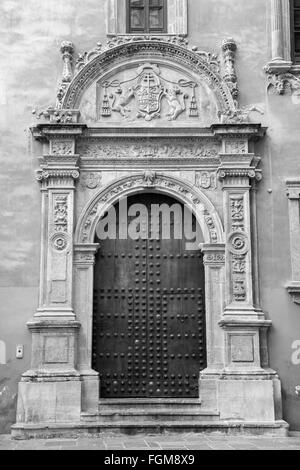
(135, 64), (163, 120)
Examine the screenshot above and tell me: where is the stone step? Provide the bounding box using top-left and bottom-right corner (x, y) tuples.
(82, 409), (220, 424)
(11, 420), (290, 439)
(98, 398), (202, 412)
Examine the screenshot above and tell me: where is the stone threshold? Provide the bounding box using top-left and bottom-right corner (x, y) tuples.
(11, 420), (289, 440)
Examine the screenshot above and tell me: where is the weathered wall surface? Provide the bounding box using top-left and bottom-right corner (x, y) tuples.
(0, 0), (299, 433)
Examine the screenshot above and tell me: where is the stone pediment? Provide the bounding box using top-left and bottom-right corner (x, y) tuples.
(34, 36), (263, 127)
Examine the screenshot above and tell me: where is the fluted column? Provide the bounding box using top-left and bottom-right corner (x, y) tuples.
(271, 0), (284, 61)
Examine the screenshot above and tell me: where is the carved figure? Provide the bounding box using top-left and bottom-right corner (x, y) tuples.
(164, 87), (187, 120)
(109, 88), (133, 117)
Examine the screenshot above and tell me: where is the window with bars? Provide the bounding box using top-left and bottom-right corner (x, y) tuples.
(127, 0), (167, 34)
(291, 0), (300, 62)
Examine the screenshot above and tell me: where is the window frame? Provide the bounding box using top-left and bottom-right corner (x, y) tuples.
(290, 0), (300, 63)
(126, 0), (168, 34)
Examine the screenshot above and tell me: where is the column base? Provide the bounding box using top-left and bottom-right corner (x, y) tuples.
(79, 369), (99, 413)
(15, 372), (81, 426)
(199, 372), (284, 423)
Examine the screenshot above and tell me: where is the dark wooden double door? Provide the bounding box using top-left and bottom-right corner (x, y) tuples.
(93, 193), (206, 398)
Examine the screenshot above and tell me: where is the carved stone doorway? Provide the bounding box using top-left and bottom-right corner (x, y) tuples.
(92, 193), (206, 398)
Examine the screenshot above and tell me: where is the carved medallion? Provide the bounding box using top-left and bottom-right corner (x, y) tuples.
(228, 231), (249, 255)
(195, 171), (217, 190)
(82, 172), (102, 189)
(51, 232), (68, 252)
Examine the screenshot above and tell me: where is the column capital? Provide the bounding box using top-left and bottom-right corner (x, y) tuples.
(74, 244), (100, 267)
(201, 243), (226, 266)
(286, 179), (300, 199)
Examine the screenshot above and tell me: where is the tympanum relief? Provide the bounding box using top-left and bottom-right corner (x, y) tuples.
(80, 63), (219, 125)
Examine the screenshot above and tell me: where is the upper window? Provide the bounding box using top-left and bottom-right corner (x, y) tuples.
(291, 0), (300, 62)
(127, 0), (168, 34)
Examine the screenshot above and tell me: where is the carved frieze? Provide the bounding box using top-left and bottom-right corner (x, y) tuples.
(50, 140), (74, 156)
(33, 108), (80, 124)
(203, 253), (225, 265)
(224, 139), (248, 154)
(77, 138), (220, 160)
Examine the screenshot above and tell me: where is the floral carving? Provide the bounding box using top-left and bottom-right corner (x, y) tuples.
(230, 195), (244, 231)
(51, 233), (68, 252)
(232, 277), (246, 301)
(54, 196), (68, 233)
(267, 72), (300, 104)
(232, 255), (246, 274)
(143, 171), (157, 187)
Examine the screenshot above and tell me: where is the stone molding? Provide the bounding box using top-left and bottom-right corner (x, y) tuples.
(74, 172), (225, 245)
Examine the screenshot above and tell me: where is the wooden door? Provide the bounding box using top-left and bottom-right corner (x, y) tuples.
(92, 193), (206, 398)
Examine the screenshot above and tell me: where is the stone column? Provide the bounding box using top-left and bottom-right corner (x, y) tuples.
(13, 120), (86, 435)
(198, 125), (285, 426)
(74, 244), (100, 412)
(271, 0), (285, 61)
(265, 0), (292, 74)
(199, 244), (225, 411)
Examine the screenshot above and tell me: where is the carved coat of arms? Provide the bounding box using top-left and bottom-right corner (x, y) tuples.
(135, 66), (163, 120)
(100, 63), (197, 122)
